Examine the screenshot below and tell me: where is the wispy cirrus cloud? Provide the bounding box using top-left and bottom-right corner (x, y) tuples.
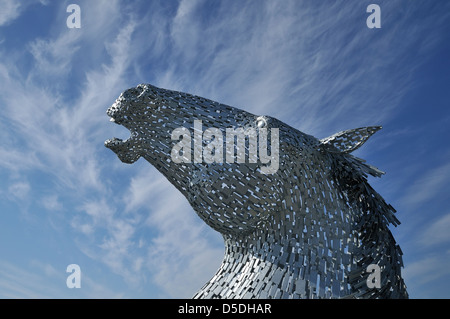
(419, 214), (450, 247)
(0, 1), (138, 191)
(28, 32), (81, 78)
(8, 180), (30, 201)
(123, 169), (223, 298)
(0, 260), (55, 298)
(0, 0), (22, 26)
(40, 194), (63, 212)
(0, 260), (125, 298)
(400, 162), (450, 209)
(402, 251), (450, 298)
(0, 0), (149, 295)
(0, 0), (50, 27)
(153, 0), (449, 139)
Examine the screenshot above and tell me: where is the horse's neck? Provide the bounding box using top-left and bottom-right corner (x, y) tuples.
(192, 180), (362, 299)
(193, 167), (409, 299)
(193, 231), (352, 299)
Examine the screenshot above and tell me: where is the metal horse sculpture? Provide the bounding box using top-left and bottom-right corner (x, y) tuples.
(105, 84), (408, 299)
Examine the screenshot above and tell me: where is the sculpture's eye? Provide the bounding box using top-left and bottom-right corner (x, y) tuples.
(256, 116), (267, 128)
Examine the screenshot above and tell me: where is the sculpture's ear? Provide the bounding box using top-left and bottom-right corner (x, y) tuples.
(319, 126), (382, 154)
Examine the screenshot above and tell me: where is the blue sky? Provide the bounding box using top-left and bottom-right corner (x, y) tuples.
(0, 0), (449, 299)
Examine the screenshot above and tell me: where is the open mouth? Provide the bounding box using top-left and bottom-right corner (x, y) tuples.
(104, 104), (141, 164)
(104, 115), (130, 149)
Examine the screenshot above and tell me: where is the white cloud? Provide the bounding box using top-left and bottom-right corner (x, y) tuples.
(0, 148), (42, 172)
(0, 0), (21, 26)
(0, 0), (148, 294)
(79, 199), (115, 225)
(41, 195), (63, 211)
(402, 252), (450, 295)
(420, 214), (450, 247)
(152, 0), (447, 139)
(121, 168), (223, 297)
(401, 162), (450, 208)
(0, 260), (70, 298)
(0, 260), (125, 298)
(0, 4), (138, 192)
(170, 0), (204, 57)
(0, 261), (49, 298)
(0, 0), (50, 27)
(8, 181), (30, 200)
(30, 260), (60, 278)
(29, 32), (81, 77)
(72, 195), (147, 287)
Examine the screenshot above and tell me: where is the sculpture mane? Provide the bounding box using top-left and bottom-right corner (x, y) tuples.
(105, 84), (408, 299)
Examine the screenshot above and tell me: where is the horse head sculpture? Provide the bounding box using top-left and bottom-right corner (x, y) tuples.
(105, 84), (408, 299)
